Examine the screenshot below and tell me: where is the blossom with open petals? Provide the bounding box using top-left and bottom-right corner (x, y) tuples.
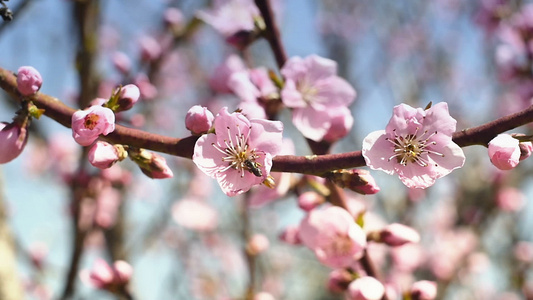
(362, 102), (465, 189)
(71, 105), (115, 146)
(281, 55), (356, 141)
(298, 206), (367, 268)
(193, 107), (283, 196)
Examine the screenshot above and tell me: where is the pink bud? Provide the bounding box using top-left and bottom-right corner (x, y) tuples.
(185, 105), (214, 135)
(117, 84), (141, 111)
(496, 187), (525, 212)
(246, 233), (270, 255)
(130, 148), (173, 179)
(329, 169), (380, 195)
(488, 134), (520, 170)
(253, 292), (275, 300)
(379, 223), (420, 247)
(71, 105), (115, 146)
(410, 280), (437, 300)
(134, 74), (158, 100)
(88, 141), (121, 169)
(113, 260), (133, 284)
(17, 66), (42, 96)
(139, 36), (162, 62)
(0, 122), (28, 163)
(327, 269), (353, 293)
(519, 141), (533, 161)
(164, 7), (184, 28)
(347, 276), (385, 300)
(297, 191), (325, 211)
(279, 225), (301, 245)
(111, 51), (131, 74)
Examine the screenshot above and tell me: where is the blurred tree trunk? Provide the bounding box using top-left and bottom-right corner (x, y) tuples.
(0, 173), (23, 300)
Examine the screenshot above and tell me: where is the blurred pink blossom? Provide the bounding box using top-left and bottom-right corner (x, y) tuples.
(347, 276), (385, 300)
(297, 191), (325, 212)
(197, 0), (259, 37)
(171, 198), (218, 232)
(362, 102), (465, 189)
(111, 51), (131, 74)
(327, 269), (353, 293)
(280, 55), (356, 141)
(378, 223), (421, 247)
(496, 187), (525, 212)
(410, 280), (437, 300)
(246, 233), (270, 255)
(298, 206), (367, 268)
(80, 259), (132, 291)
(209, 54), (247, 94)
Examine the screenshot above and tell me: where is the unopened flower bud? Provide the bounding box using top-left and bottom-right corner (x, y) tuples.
(164, 7), (184, 30)
(374, 223), (420, 247)
(226, 30), (257, 50)
(139, 36), (162, 62)
(279, 225), (301, 245)
(519, 141), (533, 161)
(88, 141), (127, 169)
(17, 66), (42, 96)
(112, 52), (132, 74)
(488, 134), (520, 170)
(329, 169), (380, 195)
(129, 148), (173, 179)
(80, 259), (133, 292)
(185, 105), (214, 135)
(116, 84), (140, 112)
(297, 191), (325, 211)
(410, 280), (437, 300)
(347, 276), (385, 300)
(327, 269), (353, 293)
(246, 233), (270, 256)
(0, 121), (28, 164)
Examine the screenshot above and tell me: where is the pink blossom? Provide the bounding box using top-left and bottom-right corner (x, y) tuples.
(278, 225), (301, 245)
(362, 102), (465, 189)
(95, 186), (121, 228)
(297, 191), (325, 211)
(347, 276), (385, 300)
(519, 141), (533, 160)
(71, 105), (115, 146)
(0, 121), (28, 163)
(88, 141), (121, 169)
(246, 233), (270, 255)
(496, 187), (525, 212)
(164, 7), (184, 28)
(17, 66), (42, 96)
(410, 280), (437, 300)
(80, 259), (132, 291)
(197, 0), (259, 38)
(298, 206), (367, 268)
(185, 105), (214, 135)
(323, 106), (354, 143)
(228, 68), (278, 103)
(171, 198), (218, 232)
(280, 55), (356, 141)
(139, 36), (162, 62)
(111, 52), (131, 74)
(378, 223), (421, 246)
(131, 150), (173, 179)
(253, 292), (275, 300)
(488, 134), (520, 170)
(327, 269), (353, 293)
(192, 107), (283, 196)
(209, 54), (246, 94)
(134, 74), (158, 100)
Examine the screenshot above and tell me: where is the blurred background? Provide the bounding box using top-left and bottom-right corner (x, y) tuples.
(1, 0), (533, 299)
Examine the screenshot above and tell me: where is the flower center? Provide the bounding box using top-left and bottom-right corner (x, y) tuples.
(385, 128), (444, 167)
(297, 78), (318, 103)
(84, 113), (100, 130)
(211, 125), (263, 177)
(324, 234), (354, 257)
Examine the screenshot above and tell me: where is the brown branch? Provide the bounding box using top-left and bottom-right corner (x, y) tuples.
(254, 0), (287, 68)
(2, 67), (533, 176)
